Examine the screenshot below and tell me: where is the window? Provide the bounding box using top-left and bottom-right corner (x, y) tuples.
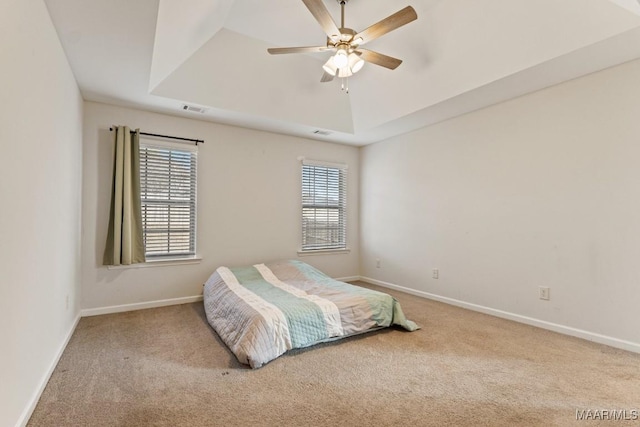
(139, 140), (197, 259)
(301, 160), (347, 251)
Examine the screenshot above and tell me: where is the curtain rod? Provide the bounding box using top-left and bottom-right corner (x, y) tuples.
(109, 127), (204, 146)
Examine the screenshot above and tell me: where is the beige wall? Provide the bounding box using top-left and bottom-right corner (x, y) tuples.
(81, 102), (360, 310)
(0, 1), (84, 426)
(360, 58), (640, 349)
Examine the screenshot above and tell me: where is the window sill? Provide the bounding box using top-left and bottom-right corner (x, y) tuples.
(297, 248), (351, 256)
(106, 256), (202, 270)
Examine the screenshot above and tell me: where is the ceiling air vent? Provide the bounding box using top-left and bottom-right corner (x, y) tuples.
(182, 104), (207, 114)
(313, 130), (331, 136)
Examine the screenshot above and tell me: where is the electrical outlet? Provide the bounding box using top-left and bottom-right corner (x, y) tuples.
(539, 287), (550, 300)
(432, 268), (439, 279)
(376, 259), (381, 268)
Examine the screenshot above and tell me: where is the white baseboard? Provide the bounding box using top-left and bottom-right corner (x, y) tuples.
(16, 312), (81, 427)
(81, 295), (204, 317)
(335, 276), (360, 282)
(361, 276), (640, 354)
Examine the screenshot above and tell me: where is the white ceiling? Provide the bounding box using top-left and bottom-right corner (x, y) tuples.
(45, 0), (640, 146)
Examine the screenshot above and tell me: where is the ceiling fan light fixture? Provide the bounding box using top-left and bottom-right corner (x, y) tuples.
(332, 47), (349, 68)
(348, 53), (364, 74)
(322, 59), (337, 76)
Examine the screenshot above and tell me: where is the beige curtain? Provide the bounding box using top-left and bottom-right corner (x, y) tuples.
(103, 126), (145, 265)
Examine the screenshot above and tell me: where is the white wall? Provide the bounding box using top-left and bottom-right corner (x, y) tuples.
(0, 1), (83, 426)
(360, 58), (640, 348)
(82, 102), (359, 310)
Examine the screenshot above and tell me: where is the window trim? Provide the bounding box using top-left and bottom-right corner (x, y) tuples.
(106, 256), (202, 270)
(300, 159), (348, 253)
(297, 248), (350, 256)
(138, 138), (198, 261)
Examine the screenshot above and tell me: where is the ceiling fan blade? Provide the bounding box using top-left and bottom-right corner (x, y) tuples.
(267, 46), (331, 55)
(353, 6), (417, 45)
(302, 0), (341, 40)
(358, 49), (403, 70)
(320, 71), (335, 83)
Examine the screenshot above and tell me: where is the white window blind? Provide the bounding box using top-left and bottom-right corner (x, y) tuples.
(301, 161), (347, 251)
(139, 141), (197, 259)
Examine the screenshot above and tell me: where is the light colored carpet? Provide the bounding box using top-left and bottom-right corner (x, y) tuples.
(28, 282), (640, 426)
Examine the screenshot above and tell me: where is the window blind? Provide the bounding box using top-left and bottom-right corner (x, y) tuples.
(139, 142), (197, 258)
(301, 161), (347, 251)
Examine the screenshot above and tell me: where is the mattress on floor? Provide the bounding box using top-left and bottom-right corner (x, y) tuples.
(203, 260), (418, 368)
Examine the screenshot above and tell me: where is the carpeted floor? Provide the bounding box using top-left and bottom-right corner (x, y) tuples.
(28, 282), (640, 426)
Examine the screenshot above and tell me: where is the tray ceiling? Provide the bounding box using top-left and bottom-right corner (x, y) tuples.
(45, 0), (640, 145)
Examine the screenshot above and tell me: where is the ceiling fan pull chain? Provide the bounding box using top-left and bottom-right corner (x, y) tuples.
(340, 76), (349, 94)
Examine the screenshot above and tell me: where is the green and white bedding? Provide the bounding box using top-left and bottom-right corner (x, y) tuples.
(203, 260), (418, 368)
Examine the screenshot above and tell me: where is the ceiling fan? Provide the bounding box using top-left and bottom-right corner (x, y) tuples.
(267, 0), (417, 90)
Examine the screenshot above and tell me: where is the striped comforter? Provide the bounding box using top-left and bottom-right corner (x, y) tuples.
(203, 260), (418, 368)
